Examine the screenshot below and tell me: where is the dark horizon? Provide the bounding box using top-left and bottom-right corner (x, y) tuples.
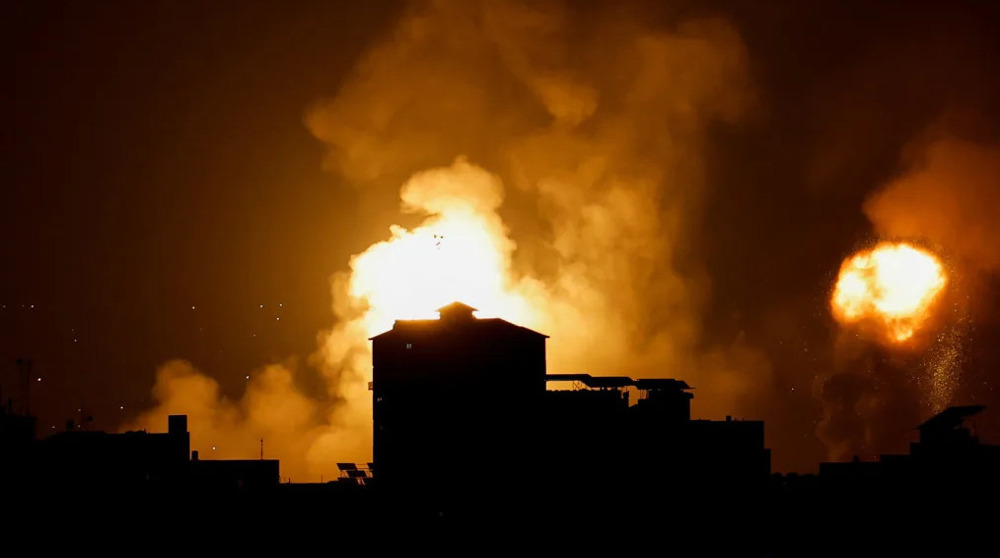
(4, 305), (997, 554)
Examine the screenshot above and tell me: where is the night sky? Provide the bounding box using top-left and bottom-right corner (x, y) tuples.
(4, 1), (401, 425)
(5, 0), (1000, 473)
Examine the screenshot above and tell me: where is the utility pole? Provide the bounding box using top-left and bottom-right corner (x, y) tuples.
(260, 437), (264, 460)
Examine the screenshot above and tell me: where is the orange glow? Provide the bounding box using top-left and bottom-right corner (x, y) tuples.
(345, 160), (537, 338)
(831, 242), (947, 343)
(350, 216), (532, 336)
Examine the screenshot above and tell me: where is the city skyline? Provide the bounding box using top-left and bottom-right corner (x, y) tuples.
(5, 0), (1000, 484)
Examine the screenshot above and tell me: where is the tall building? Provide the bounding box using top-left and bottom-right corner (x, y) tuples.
(370, 301), (547, 497)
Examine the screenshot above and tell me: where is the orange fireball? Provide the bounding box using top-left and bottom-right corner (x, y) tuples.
(342, 159), (538, 339)
(831, 242), (947, 343)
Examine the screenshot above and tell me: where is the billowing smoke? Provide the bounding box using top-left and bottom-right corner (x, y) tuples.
(818, 132), (1000, 460)
(127, 360), (369, 481)
(130, 0), (770, 479)
(306, 0), (767, 416)
(865, 133), (1000, 411)
(865, 136), (1000, 273)
(816, 348), (925, 462)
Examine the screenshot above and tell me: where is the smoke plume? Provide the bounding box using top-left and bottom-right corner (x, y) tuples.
(817, 130), (1000, 460)
(865, 137), (1000, 273)
(131, 0), (769, 480)
(129, 360), (369, 481)
(307, 0), (766, 415)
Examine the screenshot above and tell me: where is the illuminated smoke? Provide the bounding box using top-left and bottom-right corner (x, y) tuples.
(862, 134), (1000, 406)
(131, 0), (764, 480)
(128, 360), (368, 481)
(864, 138), (1000, 273)
(338, 158), (537, 332)
(818, 133), (1000, 461)
(306, 0), (764, 418)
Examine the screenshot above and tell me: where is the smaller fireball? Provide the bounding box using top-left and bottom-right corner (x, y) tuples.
(831, 242), (947, 343)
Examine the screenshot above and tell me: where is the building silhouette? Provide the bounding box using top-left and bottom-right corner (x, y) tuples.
(0, 398), (36, 488)
(189, 448), (280, 492)
(768, 404), (1000, 554)
(4, 299), (997, 549)
(818, 404), (1000, 496)
(36, 414), (190, 491)
(370, 300), (771, 512)
(543, 374), (769, 497)
(369, 301), (547, 502)
(2, 413), (279, 500)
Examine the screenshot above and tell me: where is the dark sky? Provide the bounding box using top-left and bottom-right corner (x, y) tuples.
(3, 0), (403, 428)
(4, 0), (999, 471)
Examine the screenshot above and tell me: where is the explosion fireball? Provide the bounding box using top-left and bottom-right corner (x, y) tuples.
(342, 159), (538, 339)
(831, 242), (947, 343)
